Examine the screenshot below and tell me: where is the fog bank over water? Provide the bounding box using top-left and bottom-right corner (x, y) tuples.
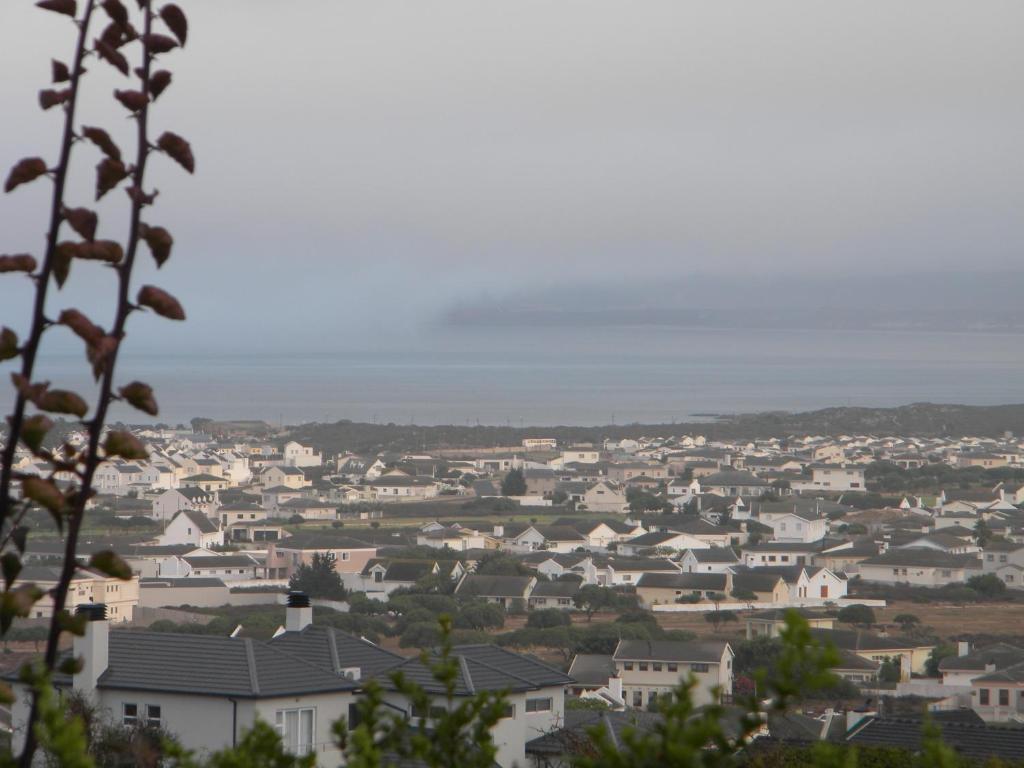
(442, 272), (1024, 333)
(11, 326), (1024, 427)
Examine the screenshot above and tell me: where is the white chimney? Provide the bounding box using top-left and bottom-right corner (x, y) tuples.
(607, 674), (623, 703)
(285, 591), (313, 632)
(73, 604), (109, 691)
(958, 641), (971, 657)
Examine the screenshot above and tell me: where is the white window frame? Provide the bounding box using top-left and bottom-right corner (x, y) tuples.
(275, 707), (315, 756)
(123, 702), (139, 726)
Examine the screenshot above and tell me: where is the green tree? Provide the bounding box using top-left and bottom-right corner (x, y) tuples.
(837, 604), (876, 627)
(501, 467), (527, 496)
(893, 613), (920, 632)
(573, 585), (617, 621)
(878, 658), (902, 683)
(974, 519), (993, 547)
(288, 552), (347, 600)
(704, 609), (738, 633)
(527, 608), (572, 628)
(925, 642), (957, 677)
(967, 573), (1007, 598)
(474, 552), (531, 576)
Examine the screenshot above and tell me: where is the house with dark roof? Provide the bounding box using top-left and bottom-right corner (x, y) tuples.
(940, 642), (1024, 689)
(152, 486), (218, 522)
(678, 546), (740, 574)
(618, 530), (711, 557)
(357, 558), (465, 597)
(260, 464), (310, 490)
(612, 639), (733, 708)
(809, 628), (935, 678)
(156, 508), (224, 549)
(744, 608), (836, 639)
(846, 713), (1024, 761)
(7, 602), (357, 765)
(378, 644), (574, 768)
(970, 660), (1024, 721)
(266, 534), (378, 580)
(701, 470), (771, 498)
(635, 572), (729, 607)
(183, 553), (261, 581)
(740, 539), (839, 569)
(275, 496), (337, 521)
(528, 578), (581, 610)
(454, 574), (536, 608)
(602, 557), (681, 587)
(857, 548), (982, 587)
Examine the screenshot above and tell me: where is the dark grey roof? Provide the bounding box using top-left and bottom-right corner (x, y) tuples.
(809, 628), (931, 652)
(746, 608), (833, 622)
(380, 645), (573, 695)
(636, 572), (727, 590)
(847, 716), (1024, 762)
(973, 659), (1024, 683)
(178, 509), (218, 534)
(184, 555), (258, 569)
(732, 571), (786, 593)
(742, 541), (830, 553)
(624, 531), (690, 547)
(702, 471), (768, 487)
(526, 710), (663, 757)
(566, 654), (616, 686)
(607, 558), (680, 572)
(687, 546), (739, 563)
(832, 649), (881, 671)
(47, 631), (357, 698)
(537, 525), (586, 542)
(859, 549), (982, 568)
(613, 639), (729, 663)
(360, 559), (438, 582)
(939, 643), (1024, 672)
(268, 625), (404, 680)
(140, 577), (226, 588)
(530, 580), (581, 598)
(455, 574), (533, 598)
(178, 486), (215, 501)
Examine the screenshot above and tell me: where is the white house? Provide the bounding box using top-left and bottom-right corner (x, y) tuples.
(857, 549), (982, 586)
(7, 602), (359, 766)
(283, 441), (322, 468)
(763, 511), (828, 543)
(156, 509), (224, 548)
(611, 639), (733, 709)
(792, 464), (866, 492)
(618, 531), (710, 557)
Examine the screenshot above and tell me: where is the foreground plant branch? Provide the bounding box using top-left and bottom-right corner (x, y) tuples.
(0, 0), (99, 537)
(0, 2), (192, 766)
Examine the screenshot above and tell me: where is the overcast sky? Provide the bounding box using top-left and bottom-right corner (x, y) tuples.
(1, 0), (1023, 354)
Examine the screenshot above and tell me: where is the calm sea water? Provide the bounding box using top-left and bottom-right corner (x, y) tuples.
(11, 326), (1024, 426)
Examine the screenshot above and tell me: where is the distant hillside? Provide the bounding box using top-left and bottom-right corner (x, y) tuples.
(287, 402), (1024, 455)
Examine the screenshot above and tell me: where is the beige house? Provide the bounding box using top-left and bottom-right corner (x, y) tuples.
(580, 481), (629, 514)
(180, 473), (231, 493)
(607, 463), (669, 483)
(810, 628), (934, 679)
(745, 608), (836, 639)
(266, 535), (378, 579)
(22, 565), (139, 623)
(612, 639), (733, 708)
(368, 474), (440, 501)
(261, 465), (309, 489)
